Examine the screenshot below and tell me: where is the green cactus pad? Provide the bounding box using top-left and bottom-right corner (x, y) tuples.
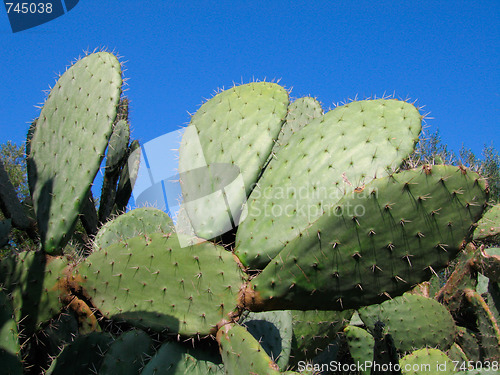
(178, 82), (289, 240)
(244, 165), (487, 311)
(236, 99), (422, 269)
(140, 341), (224, 375)
(217, 323), (281, 375)
(99, 118), (131, 222)
(476, 247), (500, 282)
(399, 348), (455, 375)
(358, 294), (456, 352)
(105, 119), (130, 172)
(76, 232), (245, 336)
(28, 52), (122, 254)
(0, 251), (69, 333)
(46, 332), (114, 375)
(40, 311), (80, 358)
(0, 289), (21, 364)
(92, 207), (174, 251)
(114, 139), (141, 213)
(99, 329), (154, 375)
(289, 309), (352, 365)
(463, 288), (500, 362)
(473, 203), (500, 242)
(239, 310), (293, 370)
(272, 96), (323, 155)
(0, 290), (22, 374)
(455, 326), (481, 362)
(0, 159), (31, 231)
(446, 343), (469, 367)
(344, 325), (374, 375)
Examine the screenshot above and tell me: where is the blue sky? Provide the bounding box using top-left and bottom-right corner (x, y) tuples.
(1, 1), (499, 159)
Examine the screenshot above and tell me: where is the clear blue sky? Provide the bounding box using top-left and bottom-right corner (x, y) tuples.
(1, 1), (499, 157)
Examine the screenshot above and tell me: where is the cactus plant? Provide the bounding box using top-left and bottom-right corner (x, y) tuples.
(474, 203), (500, 242)
(74, 232), (246, 336)
(99, 329), (154, 375)
(243, 165), (487, 311)
(178, 82), (289, 240)
(239, 310), (294, 370)
(27, 52), (123, 254)
(217, 323), (281, 375)
(358, 293), (457, 352)
(1, 51), (498, 374)
(399, 348), (455, 375)
(235, 98), (422, 269)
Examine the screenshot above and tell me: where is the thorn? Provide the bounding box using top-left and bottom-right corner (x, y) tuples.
(428, 266), (439, 277)
(393, 275), (407, 283)
(402, 254), (413, 266)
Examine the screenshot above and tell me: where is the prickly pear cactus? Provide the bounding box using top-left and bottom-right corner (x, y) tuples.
(271, 96), (324, 155)
(344, 325), (374, 375)
(217, 323), (281, 375)
(27, 52), (122, 254)
(74, 232), (245, 336)
(99, 329), (154, 375)
(178, 82), (289, 240)
(0, 289), (22, 375)
(474, 203), (500, 242)
(0, 251), (69, 333)
(244, 165), (487, 311)
(239, 310), (293, 370)
(92, 207), (174, 251)
(399, 348), (455, 375)
(141, 340), (223, 375)
(2, 50), (497, 374)
(45, 332), (114, 375)
(236, 99), (422, 269)
(358, 293), (457, 352)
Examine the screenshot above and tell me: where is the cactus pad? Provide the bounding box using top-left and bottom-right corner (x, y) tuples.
(344, 325), (374, 375)
(289, 309), (352, 365)
(76, 232), (245, 336)
(236, 99), (422, 269)
(99, 329), (154, 375)
(244, 165), (487, 311)
(178, 82), (289, 240)
(0, 289), (21, 373)
(399, 348), (455, 375)
(474, 203), (500, 242)
(140, 341), (224, 375)
(271, 96), (323, 155)
(45, 332), (114, 375)
(28, 52), (122, 254)
(0, 251), (69, 333)
(239, 310), (293, 370)
(92, 207), (174, 251)
(217, 323), (280, 375)
(358, 293), (456, 352)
